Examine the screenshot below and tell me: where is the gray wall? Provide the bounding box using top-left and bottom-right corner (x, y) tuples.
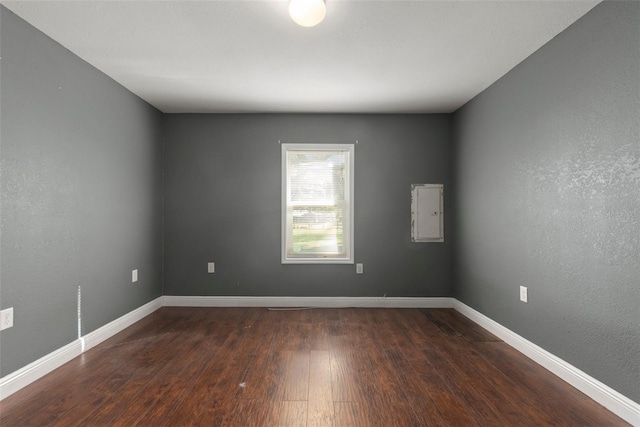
(453, 0), (639, 402)
(163, 114), (452, 297)
(0, 7), (163, 376)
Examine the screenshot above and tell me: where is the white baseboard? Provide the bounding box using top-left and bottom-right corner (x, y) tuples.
(0, 297), (163, 401)
(82, 297), (163, 352)
(453, 300), (640, 427)
(2, 295), (637, 426)
(161, 295), (454, 309)
(0, 338), (83, 400)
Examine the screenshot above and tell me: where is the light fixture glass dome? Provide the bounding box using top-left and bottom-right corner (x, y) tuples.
(289, 0), (327, 27)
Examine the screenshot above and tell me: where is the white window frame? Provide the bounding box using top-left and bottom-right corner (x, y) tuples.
(281, 143), (355, 264)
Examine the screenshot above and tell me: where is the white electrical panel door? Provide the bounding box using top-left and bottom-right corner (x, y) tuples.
(411, 184), (444, 242)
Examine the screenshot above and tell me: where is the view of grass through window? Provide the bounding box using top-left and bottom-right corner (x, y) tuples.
(283, 144), (352, 262)
(288, 150), (346, 257)
(292, 208), (344, 254)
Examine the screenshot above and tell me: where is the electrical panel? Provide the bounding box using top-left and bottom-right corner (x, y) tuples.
(411, 184), (444, 242)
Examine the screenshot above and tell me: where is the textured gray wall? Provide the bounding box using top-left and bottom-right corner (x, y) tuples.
(163, 114), (452, 297)
(453, 1), (639, 401)
(0, 7), (163, 376)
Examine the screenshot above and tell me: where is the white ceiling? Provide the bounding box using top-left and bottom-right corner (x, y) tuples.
(2, 0), (601, 114)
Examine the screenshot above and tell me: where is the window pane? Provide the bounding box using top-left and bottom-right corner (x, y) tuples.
(288, 151), (347, 205)
(282, 144), (353, 263)
(291, 206), (343, 255)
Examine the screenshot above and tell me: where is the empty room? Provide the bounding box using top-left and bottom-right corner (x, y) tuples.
(0, 0), (638, 425)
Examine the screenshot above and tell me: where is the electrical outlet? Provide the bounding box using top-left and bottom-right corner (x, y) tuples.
(132, 269), (138, 283)
(0, 307), (14, 331)
(208, 262), (215, 273)
(356, 263), (363, 274)
(520, 286), (528, 303)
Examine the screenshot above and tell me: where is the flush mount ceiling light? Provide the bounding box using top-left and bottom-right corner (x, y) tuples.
(289, 0), (327, 27)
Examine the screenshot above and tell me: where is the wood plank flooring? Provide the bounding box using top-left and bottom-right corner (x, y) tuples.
(0, 307), (629, 426)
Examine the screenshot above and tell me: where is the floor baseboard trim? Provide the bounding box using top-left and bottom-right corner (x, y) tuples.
(2, 295), (637, 426)
(0, 339), (83, 400)
(82, 297), (163, 352)
(0, 297), (163, 401)
(452, 300), (640, 426)
(161, 295), (454, 309)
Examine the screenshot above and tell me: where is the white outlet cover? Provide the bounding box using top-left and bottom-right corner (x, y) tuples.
(356, 263), (363, 274)
(132, 269), (138, 283)
(208, 262), (215, 273)
(0, 307), (14, 331)
(520, 286), (528, 303)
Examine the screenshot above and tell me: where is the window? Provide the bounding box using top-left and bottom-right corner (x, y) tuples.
(282, 143), (354, 264)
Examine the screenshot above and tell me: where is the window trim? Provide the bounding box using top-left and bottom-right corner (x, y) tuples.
(281, 143), (355, 264)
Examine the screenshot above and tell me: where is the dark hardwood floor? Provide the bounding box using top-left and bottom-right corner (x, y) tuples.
(0, 307), (629, 426)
